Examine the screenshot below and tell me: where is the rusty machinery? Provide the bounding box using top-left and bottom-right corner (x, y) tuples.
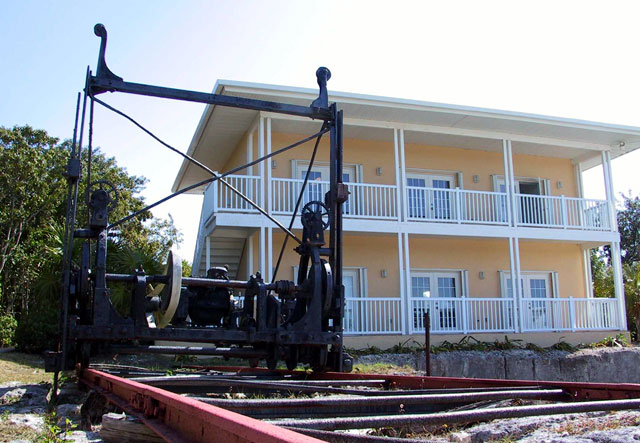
(45, 24), (352, 375)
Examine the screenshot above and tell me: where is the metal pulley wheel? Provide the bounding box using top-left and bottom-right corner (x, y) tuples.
(150, 250), (182, 328)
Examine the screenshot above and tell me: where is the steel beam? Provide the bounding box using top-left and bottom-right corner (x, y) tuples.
(81, 368), (321, 443)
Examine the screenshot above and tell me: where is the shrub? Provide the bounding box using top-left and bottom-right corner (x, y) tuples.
(15, 303), (58, 353)
(0, 314), (17, 347)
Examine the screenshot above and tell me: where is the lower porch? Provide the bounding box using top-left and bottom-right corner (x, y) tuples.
(344, 296), (621, 336)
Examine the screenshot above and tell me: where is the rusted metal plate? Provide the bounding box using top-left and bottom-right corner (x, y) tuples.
(81, 368), (321, 443)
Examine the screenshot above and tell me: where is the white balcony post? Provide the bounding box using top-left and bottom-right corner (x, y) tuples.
(259, 226), (266, 279)
(267, 227), (273, 282)
(403, 232), (413, 334)
(212, 175), (218, 213)
(247, 233), (254, 277)
(601, 151), (617, 232)
(266, 118), (272, 215)
(258, 116), (265, 209)
(569, 297), (576, 332)
(393, 128), (402, 221)
(455, 187), (462, 223)
(246, 130), (254, 175)
(513, 237), (524, 331)
(397, 232), (407, 334)
(205, 236), (211, 271)
(506, 140), (518, 227)
(502, 139), (514, 227)
(507, 237), (519, 332)
(399, 129), (408, 222)
(611, 241), (628, 331)
(560, 195), (568, 228)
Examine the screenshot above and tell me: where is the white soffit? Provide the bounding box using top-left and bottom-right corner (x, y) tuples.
(173, 81), (640, 192)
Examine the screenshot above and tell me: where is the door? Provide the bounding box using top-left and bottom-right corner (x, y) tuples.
(411, 271), (460, 331)
(343, 269), (361, 332)
(527, 276), (551, 330)
(298, 165), (354, 214)
(407, 174), (454, 219)
(518, 181), (544, 225)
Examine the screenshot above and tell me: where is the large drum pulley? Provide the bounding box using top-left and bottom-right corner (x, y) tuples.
(148, 251), (182, 328)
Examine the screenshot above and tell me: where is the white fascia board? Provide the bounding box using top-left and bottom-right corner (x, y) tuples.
(221, 80), (640, 137)
(262, 112), (607, 151)
(211, 212), (618, 244)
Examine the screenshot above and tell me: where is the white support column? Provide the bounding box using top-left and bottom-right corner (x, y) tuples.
(403, 232), (413, 334)
(397, 232), (407, 334)
(611, 241), (628, 330)
(247, 233), (254, 277)
(574, 164), (584, 199)
(267, 227), (273, 282)
(601, 151), (617, 232)
(399, 129), (408, 221)
(582, 248), (593, 298)
(506, 140), (518, 227)
(259, 226), (266, 278)
(266, 118), (272, 214)
(205, 236), (211, 271)
(258, 116), (265, 209)
(507, 237), (520, 332)
(393, 129), (402, 222)
(513, 236), (524, 331)
(246, 130), (254, 176)
(502, 139), (513, 226)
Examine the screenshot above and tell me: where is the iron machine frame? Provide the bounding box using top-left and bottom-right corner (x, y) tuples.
(46, 24), (352, 376)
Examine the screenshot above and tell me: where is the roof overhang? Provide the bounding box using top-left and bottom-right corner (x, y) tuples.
(173, 81), (640, 193)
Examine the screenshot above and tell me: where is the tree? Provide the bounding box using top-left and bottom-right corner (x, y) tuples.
(0, 125), (181, 350)
(618, 194), (640, 265)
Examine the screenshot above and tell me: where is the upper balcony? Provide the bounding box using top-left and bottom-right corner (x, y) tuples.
(200, 174), (612, 237)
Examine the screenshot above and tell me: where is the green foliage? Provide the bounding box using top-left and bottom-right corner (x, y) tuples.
(0, 313), (17, 347)
(587, 333), (630, 348)
(618, 194), (640, 265)
(0, 125), (182, 352)
(181, 259), (192, 277)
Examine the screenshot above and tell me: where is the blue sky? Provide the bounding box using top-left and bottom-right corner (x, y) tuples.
(2, 1), (639, 260)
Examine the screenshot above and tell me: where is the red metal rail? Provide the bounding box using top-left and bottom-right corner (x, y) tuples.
(190, 365), (640, 401)
(80, 368), (321, 443)
(81, 365), (640, 442)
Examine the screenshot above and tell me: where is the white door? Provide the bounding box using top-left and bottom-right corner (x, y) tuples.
(505, 273), (552, 330)
(407, 174), (454, 219)
(411, 271), (461, 331)
(343, 269), (361, 332)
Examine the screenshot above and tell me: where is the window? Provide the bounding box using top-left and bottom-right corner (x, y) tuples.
(410, 270), (463, 331)
(406, 173), (456, 219)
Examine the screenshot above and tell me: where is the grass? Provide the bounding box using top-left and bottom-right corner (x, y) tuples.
(0, 352), (51, 385)
(0, 417), (39, 442)
(353, 362), (417, 375)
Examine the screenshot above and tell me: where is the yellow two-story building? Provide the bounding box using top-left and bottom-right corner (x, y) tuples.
(173, 81), (640, 347)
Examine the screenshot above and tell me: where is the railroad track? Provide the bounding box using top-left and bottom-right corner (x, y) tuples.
(80, 364), (640, 442)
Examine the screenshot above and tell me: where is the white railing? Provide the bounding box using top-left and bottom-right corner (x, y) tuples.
(272, 178), (398, 219)
(406, 187), (509, 225)
(216, 175), (262, 213)
(520, 297), (619, 332)
(410, 297), (516, 334)
(515, 194), (610, 230)
(343, 296), (619, 335)
(344, 297), (402, 334)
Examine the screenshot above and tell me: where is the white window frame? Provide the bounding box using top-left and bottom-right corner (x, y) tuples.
(293, 160), (359, 183)
(499, 270), (558, 299)
(493, 175), (551, 196)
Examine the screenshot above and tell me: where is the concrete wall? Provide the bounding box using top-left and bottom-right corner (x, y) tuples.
(355, 345), (640, 383)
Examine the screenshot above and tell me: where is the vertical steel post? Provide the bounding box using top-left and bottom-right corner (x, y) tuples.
(424, 311), (431, 376)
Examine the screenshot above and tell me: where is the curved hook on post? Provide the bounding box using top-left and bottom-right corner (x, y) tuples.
(94, 23), (123, 83)
(311, 67), (331, 110)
